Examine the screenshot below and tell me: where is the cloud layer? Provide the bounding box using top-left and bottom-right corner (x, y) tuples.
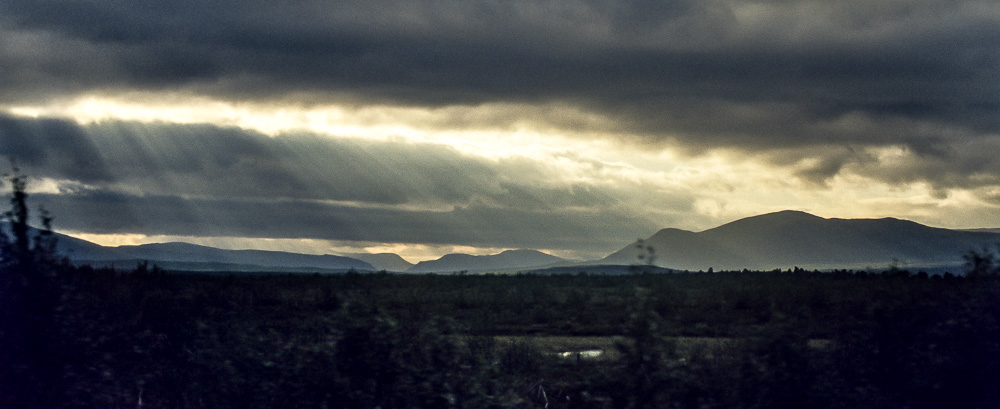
(0, 114), (663, 256)
(1, 1), (998, 257)
(4, 1), (996, 135)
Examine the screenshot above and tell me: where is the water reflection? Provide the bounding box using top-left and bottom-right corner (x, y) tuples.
(557, 349), (603, 359)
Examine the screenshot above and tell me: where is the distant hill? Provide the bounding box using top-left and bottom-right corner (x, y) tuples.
(407, 249), (566, 273)
(342, 253), (414, 272)
(601, 210), (1000, 272)
(51, 232), (375, 272)
(962, 228), (1000, 234)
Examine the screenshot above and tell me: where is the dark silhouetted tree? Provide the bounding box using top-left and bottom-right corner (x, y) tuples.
(964, 246), (1000, 278)
(0, 166), (65, 409)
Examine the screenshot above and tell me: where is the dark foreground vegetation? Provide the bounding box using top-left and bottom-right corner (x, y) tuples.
(2, 172), (999, 408)
(5, 263), (1000, 408)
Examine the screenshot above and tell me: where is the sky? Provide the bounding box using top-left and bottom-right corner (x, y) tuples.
(0, 0), (998, 262)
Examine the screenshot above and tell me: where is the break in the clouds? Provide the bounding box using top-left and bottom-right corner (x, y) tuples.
(0, 0), (998, 260)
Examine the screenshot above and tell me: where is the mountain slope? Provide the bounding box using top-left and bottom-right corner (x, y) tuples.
(602, 210), (1000, 271)
(54, 234), (375, 272)
(342, 253), (414, 272)
(601, 227), (750, 267)
(407, 249), (566, 273)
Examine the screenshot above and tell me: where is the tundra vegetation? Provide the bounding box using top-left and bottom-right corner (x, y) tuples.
(1, 170), (998, 409)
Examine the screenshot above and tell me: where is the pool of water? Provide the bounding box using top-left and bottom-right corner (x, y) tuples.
(557, 349), (603, 359)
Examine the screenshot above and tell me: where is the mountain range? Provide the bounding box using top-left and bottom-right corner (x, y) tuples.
(406, 249), (568, 273)
(32, 210), (1000, 274)
(51, 233), (375, 273)
(600, 210), (1000, 272)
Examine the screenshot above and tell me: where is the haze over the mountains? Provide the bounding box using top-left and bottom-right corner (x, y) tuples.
(46, 211), (1000, 274)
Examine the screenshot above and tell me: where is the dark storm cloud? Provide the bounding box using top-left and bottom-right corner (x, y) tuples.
(0, 115), (115, 182)
(3, 1), (997, 126)
(1, 1), (998, 189)
(0, 114), (659, 252)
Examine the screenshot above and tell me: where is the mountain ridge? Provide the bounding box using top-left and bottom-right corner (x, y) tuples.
(48, 232), (375, 272)
(601, 210), (1000, 272)
(341, 253), (415, 272)
(407, 249), (566, 273)
(22, 210), (1000, 274)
